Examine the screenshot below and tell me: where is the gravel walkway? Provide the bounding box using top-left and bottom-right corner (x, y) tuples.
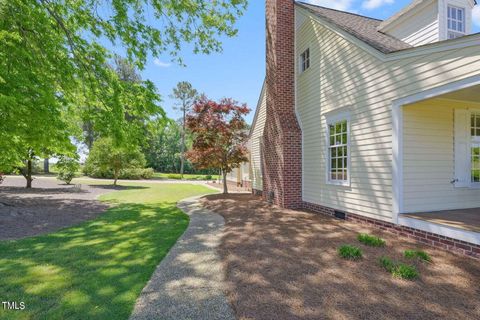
(129, 196), (234, 320)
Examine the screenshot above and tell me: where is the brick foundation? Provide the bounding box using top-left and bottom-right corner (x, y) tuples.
(252, 189), (263, 196)
(303, 201), (480, 260)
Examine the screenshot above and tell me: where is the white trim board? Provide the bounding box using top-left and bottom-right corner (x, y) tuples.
(391, 74), (480, 223)
(398, 215), (480, 245)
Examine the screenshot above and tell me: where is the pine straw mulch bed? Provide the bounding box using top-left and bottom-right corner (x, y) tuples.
(0, 179), (113, 240)
(201, 194), (480, 320)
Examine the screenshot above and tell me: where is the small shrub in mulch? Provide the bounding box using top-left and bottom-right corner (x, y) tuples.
(379, 256), (418, 280)
(404, 250), (432, 263)
(0, 173), (4, 185)
(338, 245), (363, 260)
(358, 233), (386, 247)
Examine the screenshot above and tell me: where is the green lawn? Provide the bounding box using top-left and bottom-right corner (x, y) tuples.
(0, 183), (216, 320)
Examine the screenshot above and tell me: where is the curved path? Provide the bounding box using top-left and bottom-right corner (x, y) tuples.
(129, 196), (234, 320)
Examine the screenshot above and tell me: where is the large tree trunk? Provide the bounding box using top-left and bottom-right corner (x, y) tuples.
(222, 169), (228, 194)
(26, 159), (33, 189)
(44, 158), (50, 173)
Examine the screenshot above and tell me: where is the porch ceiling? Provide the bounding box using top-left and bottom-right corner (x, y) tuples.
(437, 84), (480, 103)
(403, 209), (480, 233)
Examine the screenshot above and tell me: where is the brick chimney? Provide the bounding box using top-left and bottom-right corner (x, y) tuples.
(262, 0), (302, 208)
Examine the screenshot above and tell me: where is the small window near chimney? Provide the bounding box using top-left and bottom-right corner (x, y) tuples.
(300, 48), (310, 73)
(447, 5), (466, 39)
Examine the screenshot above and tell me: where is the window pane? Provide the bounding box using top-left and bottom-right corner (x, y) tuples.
(335, 134), (342, 145)
(458, 9), (463, 21)
(328, 120), (349, 183)
(473, 147), (480, 157)
(337, 147), (343, 157)
(337, 171), (344, 181)
(452, 8), (456, 19)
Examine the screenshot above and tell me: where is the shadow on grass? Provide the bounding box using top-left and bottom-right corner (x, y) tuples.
(0, 202), (188, 320)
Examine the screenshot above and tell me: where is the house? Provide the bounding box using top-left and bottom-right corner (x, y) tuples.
(225, 138), (252, 190)
(251, 0), (480, 258)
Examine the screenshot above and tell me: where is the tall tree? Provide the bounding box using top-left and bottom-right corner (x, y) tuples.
(186, 96), (250, 194)
(1, 0), (247, 186)
(171, 82), (198, 179)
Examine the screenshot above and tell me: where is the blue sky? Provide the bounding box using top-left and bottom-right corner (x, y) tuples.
(138, 0), (480, 124)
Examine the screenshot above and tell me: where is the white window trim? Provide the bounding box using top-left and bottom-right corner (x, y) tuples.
(447, 4), (466, 38)
(439, 0), (473, 41)
(324, 110), (351, 187)
(469, 110), (480, 187)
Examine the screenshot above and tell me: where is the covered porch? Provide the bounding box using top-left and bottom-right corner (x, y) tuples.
(403, 208), (480, 233)
(393, 77), (480, 245)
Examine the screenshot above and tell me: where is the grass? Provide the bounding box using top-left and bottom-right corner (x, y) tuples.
(338, 245), (363, 260)
(379, 256), (418, 280)
(0, 183), (216, 320)
(358, 233), (386, 247)
(404, 250), (432, 263)
(152, 172), (219, 180)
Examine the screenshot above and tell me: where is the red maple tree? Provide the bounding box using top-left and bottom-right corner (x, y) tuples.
(186, 96), (250, 194)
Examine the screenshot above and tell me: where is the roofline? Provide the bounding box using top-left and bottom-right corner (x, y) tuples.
(377, 0), (433, 31)
(296, 4), (480, 62)
(248, 78), (266, 139)
(296, 2), (410, 54)
(378, 0), (477, 32)
(295, 1), (383, 22)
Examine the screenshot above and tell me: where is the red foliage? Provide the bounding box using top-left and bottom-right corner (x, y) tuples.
(186, 96), (250, 175)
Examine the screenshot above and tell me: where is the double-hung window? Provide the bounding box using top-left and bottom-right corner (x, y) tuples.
(471, 113), (480, 183)
(300, 48), (310, 73)
(447, 5), (466, 39)
(327, 119), (349, 185)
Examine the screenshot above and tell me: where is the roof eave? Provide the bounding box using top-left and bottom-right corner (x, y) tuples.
(296, 4), (480, 61)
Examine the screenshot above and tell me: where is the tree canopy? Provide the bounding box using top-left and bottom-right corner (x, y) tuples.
(186, 96), (250, 193)
(0, 0), (247, 186)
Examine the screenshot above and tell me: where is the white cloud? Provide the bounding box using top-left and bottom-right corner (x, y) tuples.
(153, 58), (171, 68)
(362, 0), (395, 10)
(305, 0), (354, 11)
(473, 6), (480, 27)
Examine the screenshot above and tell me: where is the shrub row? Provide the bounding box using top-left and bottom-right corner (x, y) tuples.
(84, 167), (154, 180)
(166, 173), (213, 180)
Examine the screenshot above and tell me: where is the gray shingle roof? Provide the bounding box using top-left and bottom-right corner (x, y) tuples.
(296, 1), (412, 54)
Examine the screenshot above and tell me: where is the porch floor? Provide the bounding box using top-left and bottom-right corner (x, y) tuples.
(403, 208), (480, 233)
